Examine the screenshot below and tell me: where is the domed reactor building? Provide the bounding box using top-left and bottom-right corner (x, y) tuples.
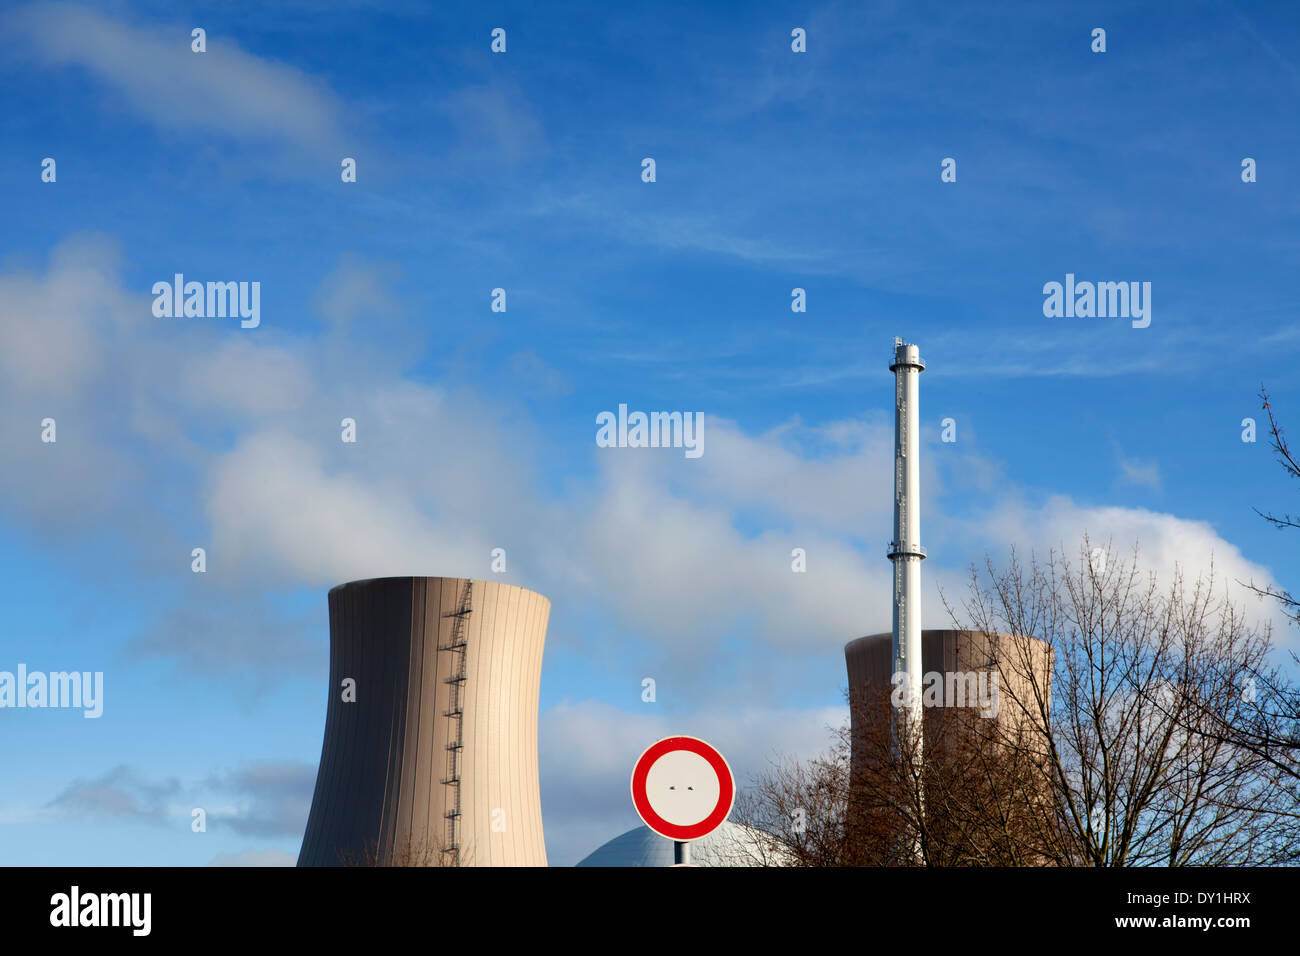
(577, 822), (789, 867)
(298, 576), (550, 867)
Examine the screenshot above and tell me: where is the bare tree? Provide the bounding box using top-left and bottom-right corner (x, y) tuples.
(952, 538), (1299, 865)
(732, 682), (1054, 866)
(735, 537), (1300, 865)
(1220, 386), (1300, 783)
(1249, 387), (1300, 627)
(729, 737), (860, 866)
(337, 831), (472, 867)
(849, 680), (1060, 865)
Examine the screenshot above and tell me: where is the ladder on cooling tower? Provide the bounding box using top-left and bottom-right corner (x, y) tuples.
(439, 580), (473, 866)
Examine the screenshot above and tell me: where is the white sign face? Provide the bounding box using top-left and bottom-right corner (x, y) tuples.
(644, 749), (721, 827)
(630, 735), (735, 841)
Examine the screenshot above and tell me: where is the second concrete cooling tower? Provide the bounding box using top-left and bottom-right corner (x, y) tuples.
(298, 577), (549, 867)
(845, 629), (1053, 737)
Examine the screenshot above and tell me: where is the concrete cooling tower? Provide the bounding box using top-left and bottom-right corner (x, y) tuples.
(844, 629), (1055, 864)
(845, 628), (1054, 751)
(298, 576), (549, 867)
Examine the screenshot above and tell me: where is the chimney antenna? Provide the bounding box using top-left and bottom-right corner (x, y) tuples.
(887, 336), (926, 856)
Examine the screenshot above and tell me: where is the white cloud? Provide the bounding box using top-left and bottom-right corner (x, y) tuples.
(679, 414), (895, 529)
(182, 339), (314, 416)
(0, 234), (135, 397)
(206, 430), (489, 587)
(1, 233), (1290, 688)
(0, 234), (157, 534)
(575, 455), (889, 653)
(311, 256), (404, 330)
(961, 494), (1292, 641)
(8, 3), (347, 152)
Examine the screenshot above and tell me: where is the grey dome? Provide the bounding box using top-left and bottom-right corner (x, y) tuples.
(575, 822), (786, 867)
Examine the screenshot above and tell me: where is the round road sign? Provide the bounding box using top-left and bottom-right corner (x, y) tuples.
(629, 735), (735, 842)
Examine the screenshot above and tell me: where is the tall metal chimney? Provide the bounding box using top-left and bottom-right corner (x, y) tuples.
(887, 337), (925, 765)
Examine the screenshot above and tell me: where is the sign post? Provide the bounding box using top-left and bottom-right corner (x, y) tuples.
(630, 735), (735, 866)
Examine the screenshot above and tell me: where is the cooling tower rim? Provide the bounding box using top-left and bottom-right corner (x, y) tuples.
(845, 629), (1050, 654)
(327, 575), (551, 605)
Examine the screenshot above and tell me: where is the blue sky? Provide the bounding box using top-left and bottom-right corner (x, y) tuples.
(0, 0), (1297, 866)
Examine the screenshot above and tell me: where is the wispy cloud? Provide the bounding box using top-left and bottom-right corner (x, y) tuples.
(435, 83), (545, 167)
(45, 765), (180, 824)
(6, 3), (349, 152)
(43, 760), (315, 839)
(1115, 445), (1163, 493)
(204, 761), (316, 838)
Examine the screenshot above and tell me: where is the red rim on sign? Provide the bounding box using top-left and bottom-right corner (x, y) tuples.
(630, 735), (735, 842)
